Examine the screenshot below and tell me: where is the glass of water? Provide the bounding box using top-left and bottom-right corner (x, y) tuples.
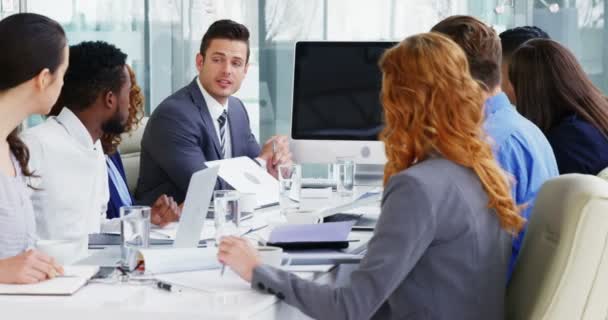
(120, 206), (151, 271)
(335, 156), (355, 196)
(213, 190), (241, 243)
(278, 164), (302, 215)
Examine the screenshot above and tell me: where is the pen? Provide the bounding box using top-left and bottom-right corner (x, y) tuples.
(156, 281), (197, 294)
(220, 264), (226, 277)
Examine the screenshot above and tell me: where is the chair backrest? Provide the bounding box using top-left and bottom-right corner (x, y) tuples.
(507, 174), (608, 320)
(118, 117), (148, 194)
(597, 167), (608, 181)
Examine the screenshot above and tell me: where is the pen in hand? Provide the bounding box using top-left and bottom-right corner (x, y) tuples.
(220, 264), (226, 277)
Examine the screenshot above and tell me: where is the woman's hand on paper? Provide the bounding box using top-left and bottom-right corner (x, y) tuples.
(217, 236), (261, 282)
(0, 249), (64, 284)
(151, 194), (181, 227)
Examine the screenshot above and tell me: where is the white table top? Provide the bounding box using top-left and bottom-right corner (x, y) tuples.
(1, 188), (379, 319)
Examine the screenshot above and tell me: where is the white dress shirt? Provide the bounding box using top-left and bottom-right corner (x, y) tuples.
(197, 78), (232, 158)
(196, 78), (268, 168)
(21, 108), (109, 244)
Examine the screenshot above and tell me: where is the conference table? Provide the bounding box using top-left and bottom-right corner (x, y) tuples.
(0, 187), (380, 319)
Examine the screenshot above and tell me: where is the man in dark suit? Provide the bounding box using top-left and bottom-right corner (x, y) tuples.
(136, 20), (291, 205)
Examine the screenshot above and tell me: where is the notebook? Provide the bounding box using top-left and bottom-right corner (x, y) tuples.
(267, 221), (356, 250)
(0, 266), (99, 296)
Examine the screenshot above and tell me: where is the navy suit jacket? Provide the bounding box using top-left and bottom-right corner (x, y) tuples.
(106, 151), (133, 219)
(135, 78), (261, 205)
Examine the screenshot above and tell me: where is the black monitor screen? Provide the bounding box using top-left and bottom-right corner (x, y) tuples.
(291, 41), (396, 141)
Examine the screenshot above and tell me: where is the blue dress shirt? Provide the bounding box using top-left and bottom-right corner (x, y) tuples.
(547, 114), (608, 175)
(106, 152), (133, 219)
(483, 93), (559, 280)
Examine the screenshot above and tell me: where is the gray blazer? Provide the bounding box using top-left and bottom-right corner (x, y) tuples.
(252, 158), (510, 320)
(135, 79), (261, 204)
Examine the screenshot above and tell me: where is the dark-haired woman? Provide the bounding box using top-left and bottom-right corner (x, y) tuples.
(510, 39), (608, 175)
(0, 13), (68, 283)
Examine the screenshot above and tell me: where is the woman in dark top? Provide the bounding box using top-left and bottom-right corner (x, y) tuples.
(509, 39), (608, 174)
(100, 65), (180, 226)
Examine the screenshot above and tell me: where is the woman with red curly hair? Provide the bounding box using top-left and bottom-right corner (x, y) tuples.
(102, 65), (180, 226)
(218, 33), (523, 320)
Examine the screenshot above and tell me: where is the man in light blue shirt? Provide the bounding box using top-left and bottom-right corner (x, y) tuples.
(432, 16), (559, 279)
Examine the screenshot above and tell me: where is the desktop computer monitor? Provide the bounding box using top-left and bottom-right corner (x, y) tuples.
(290, 41), (396, 166)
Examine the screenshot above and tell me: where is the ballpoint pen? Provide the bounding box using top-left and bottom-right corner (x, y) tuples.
(220, 264), (226, 277)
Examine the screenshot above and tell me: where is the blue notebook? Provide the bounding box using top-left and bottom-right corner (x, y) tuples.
(267, 221), (356, 250)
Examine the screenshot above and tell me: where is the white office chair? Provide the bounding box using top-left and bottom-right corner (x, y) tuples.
(507, 174), (608, 320)
(597, 167), (608, 181)
(118, 117), (148, 194)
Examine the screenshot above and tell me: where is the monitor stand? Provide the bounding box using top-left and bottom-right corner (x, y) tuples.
(355, 164), (384, 186)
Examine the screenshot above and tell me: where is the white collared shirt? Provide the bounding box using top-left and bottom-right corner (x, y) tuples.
(21, 108), (109, 243)
(197, 77), (232, 158)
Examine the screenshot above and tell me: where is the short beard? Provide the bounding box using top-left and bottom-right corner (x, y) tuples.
(102, 108), (126, 135)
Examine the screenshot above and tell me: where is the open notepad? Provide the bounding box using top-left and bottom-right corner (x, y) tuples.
(0, 266), (99, 296)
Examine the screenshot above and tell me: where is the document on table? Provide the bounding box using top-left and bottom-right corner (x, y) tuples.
(205, 157), (279, 208)
(138, 247), (221, 275)
(155, 269), (251, 293)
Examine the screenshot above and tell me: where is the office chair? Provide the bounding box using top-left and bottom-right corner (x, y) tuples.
(507, 174), (608, 320)
(118, 116), (148, 194)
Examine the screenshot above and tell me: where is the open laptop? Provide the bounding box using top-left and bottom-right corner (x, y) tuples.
(173, 166), (219, 248)
(87, 166), (219, 250)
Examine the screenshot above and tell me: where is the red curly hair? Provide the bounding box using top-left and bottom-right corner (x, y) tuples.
(379, 32), (524, 234)
(101, 64), (144, 154)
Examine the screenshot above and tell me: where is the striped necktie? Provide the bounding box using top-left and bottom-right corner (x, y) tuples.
(217, 110), (228, 158)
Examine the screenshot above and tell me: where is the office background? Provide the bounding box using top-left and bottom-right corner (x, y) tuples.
(1, 0), (605, 144)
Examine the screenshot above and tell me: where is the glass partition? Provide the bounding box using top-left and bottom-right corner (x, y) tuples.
(9, 0), (608, 145)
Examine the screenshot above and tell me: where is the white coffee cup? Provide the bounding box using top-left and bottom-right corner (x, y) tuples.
(258, 246), (290, 267)
(285, 211), (323, 225)
(240, 193), (257, 215)
(35, 238), (87, 265)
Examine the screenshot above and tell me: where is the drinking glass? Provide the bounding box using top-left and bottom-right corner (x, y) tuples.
(335, 156), (355, 196)
(120, 206), (151, 271)
(213, 190), (241, 243)
(278, 164), (302, 215)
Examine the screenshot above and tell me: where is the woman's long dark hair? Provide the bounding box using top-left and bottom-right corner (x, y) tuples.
(0, 13), (66, 176)
(509, 39), (608, 136)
